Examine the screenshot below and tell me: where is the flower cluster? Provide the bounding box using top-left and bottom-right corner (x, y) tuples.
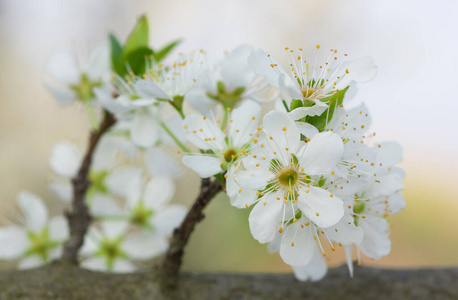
(1, 17), (404, 281)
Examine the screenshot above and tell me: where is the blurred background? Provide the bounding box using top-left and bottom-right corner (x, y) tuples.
(0, 0), (457, 272)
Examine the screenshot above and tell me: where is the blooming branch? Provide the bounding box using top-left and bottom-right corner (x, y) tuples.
(61, 111), (116, 264)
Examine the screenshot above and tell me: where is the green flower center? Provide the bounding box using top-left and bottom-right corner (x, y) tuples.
(223, 149), (238, 163)
(130, 201), (154, 228)
(96, 237), (128, 271)
(88, 170), (109, 196)
(206, 81), (245, 108)
(70, 73), (102, 103)
(278, 168), (299, 188)
(26, 228), (60, 261)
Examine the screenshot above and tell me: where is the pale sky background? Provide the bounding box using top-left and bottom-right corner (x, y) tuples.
(0, 0), (457, 271)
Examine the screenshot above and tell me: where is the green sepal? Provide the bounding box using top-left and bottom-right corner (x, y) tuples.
(154, 39), (181, 62)
(123, 47), (154, 76)
(109, 34), (124, 76)
(123, 15), (149, 56)
(306, 86), (349, 131)
(290, 99), (303, 111)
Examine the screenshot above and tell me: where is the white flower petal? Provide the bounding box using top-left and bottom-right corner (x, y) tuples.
(43, 80), (76, 105)
(145, 148), (182, 178)
(336, 57), (377, 90)
(387, 192), (406, 214)
(226, 167), (258, 209)
(263, 110), (301, 157)
(90, 194), (122, 217)
(50, 141), (81, 178)
(279, 219), (315, 266)
(183, 114), (225, 151)
(297, 187), (344, 228)
(301, 132), (343, 175)
(359, 217), (391, 260)
(86, 43), (110, 81)
(135, 79), (171, 100)
(48, 216), (69, 241)
(112, 259), (137, 273)
(183, 155), (223, 178)
(248, 48), (286, 87)
(81, 257), (108, 272)
(235, 166), (274, 191)
(101, 220), (129, 240)
(46, 51), (80, 85)
(92, 136), (119, 171)
(131, 109), (160, 148)
(122, 231), (168, 260)
(0, 226), (29, 259)
(105, 167), (143, 199)
(18, 256), (45, 270)
(248, 193), (284, 243)
(278, 73), (302, 101)
(376, 141), (403, 167)
(185, 90), (216, 115)
(325, 213), (363, 246)
(49, 182), (73, 203)
(292, 246), (328, 282)
(221, 45), (256, 90)
(295, 122), (319, 139)
(152, 205), (187, 236)
(18, 192), (48, 232)
(144, 177), (176, 210)
(229, 100), (261, 148)
(288, 102), (328, 120)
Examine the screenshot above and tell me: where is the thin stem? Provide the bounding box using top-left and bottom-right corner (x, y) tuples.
(158, 177), (222, 291)
(160, 122), (191, 153)
(61, 110), (116, 264)
(221, 107), (229, 130)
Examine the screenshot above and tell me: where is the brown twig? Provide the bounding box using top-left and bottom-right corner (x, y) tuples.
(61, 111), (116, 264)
(159, 177), (222, 290)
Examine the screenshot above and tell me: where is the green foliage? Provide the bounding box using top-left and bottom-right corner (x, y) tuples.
(109, 16), (181, 77)
(306, 87), (349, 131)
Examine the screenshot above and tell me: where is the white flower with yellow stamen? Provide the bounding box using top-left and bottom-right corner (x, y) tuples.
(0, 192), (69, 269)
(186, 45), (278, 114)
(233, 110), (345, 265)
(248, 46), (377, 120)
(297, 103), (378, 178)
(181, 100), (261, 207)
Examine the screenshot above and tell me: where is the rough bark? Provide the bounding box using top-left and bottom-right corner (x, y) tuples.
(61, 111), (116, 264)
(0, 263), (456, 300)
(159, 178), (222, 290)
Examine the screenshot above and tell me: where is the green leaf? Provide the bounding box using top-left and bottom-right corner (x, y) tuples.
(124, 47), (154, 76)
(109, 33), (124, 75)
(306, 87), (349, 131)
(290, 99), (303, 111)
(154, 39), (181, 62)
(123, 15), (149, 56)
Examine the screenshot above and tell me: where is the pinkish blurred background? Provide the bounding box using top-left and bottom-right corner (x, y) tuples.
(0, 0), (457, 272)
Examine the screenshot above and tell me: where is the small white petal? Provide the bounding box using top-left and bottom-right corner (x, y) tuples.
(336, 57), (377, 90)
(183, 155), (223, 178)
(0, 226), (29, 259)
(229, 100), (261, 148)
(122, 231), (168, 260)
(288, 102), (328, 120)
(359, 217), (391, 260)
(43, 80), (76, 105)
(297, 187), (344, 228)
(235, 167), (275, 191)
(292, 246), (328, 282)
(48, 216), (69, 241)
(49, 141), (82, 178)
(135, 79), (171, 100)
(46, 51), (80, 85)
(301, 132), (344, 175)
(131, 109), (160, 148)
(248, 193), (284, 243)
(18, 192), (48, 232)
(18, 256), (45, 270)
(49, 182), (73, 203)
(263, 110), (301, 157)
(279, 219), (315, 266)
(295, 122), (319, 139)
(105, 167), (143, 199)
(248, 48), (286, 87)
(152, 205), (187, 236)
(221, 45), (256, 90)
(144, 177), (176, 210)
(145, 148), (182, 178)
(86, 43), (110, 81)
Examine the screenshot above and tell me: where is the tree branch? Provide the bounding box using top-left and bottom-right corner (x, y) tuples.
(61, 111), (116, 264)
(159, 178), (222, 290)
(1, 263), (456, 300)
